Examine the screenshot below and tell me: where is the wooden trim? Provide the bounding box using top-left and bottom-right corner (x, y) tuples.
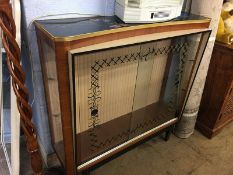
(215, 41), (233, 50)
(195, 121), (214, 139)
(69, 29), (210, 55)
(54, 42), (76, 175)
(196, 117), (233, 139)
(35, 19), (210, 42)
(213, 116), (233, 134)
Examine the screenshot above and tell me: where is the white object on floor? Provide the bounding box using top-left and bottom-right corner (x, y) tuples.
(115, 0), (184, 23)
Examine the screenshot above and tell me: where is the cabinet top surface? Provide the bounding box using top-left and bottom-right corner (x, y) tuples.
(35, 14), (210, 42)
(215, 41), (233, 51)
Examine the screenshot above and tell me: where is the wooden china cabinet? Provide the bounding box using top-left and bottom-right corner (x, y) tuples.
(35, 14), (211, 174)
(197, 42), (233, 138)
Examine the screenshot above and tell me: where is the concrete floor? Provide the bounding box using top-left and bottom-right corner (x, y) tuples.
(1, 122), (233, 175)
(92, 123), (233, 175)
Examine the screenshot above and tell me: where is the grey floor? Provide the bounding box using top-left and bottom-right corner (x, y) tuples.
(1, 122), (233, 175)
(92, 123), (233, 175)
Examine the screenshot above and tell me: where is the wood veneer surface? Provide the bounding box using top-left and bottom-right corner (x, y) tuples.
(197, 42), (233, 138)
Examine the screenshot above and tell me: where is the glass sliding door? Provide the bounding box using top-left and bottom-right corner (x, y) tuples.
(71, 31), (211, 166)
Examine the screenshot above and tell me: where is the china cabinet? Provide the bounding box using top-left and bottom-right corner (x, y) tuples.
(197, 42), (233, 138)
(35, 14), (210, 174)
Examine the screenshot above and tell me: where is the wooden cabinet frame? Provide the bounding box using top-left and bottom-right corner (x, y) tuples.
(35, 15), (211, 175)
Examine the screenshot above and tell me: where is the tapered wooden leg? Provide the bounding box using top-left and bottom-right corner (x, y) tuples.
(44, 167), (65, 175)
(84, 171), (91, 175)
(77, 170), (91, 175)
(164, 127), (173, 141)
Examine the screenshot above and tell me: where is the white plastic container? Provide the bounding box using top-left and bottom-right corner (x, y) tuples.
(115, 0), (184, 23)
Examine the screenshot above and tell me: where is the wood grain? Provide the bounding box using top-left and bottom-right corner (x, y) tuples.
(197, 42), (233, 138)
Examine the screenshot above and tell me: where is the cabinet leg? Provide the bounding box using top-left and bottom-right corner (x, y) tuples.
(164, 127), (172, 141)
(44, 167), (65, 175)
(77, 170), (91, 175)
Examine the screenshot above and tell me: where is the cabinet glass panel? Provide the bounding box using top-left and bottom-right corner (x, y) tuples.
(41, 41), (65, 165)
(71, 32), (209, 165)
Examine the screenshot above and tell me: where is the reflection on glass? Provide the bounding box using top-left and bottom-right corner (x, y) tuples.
(42, 41), (65, 165)
(73, 33), (204, 165)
